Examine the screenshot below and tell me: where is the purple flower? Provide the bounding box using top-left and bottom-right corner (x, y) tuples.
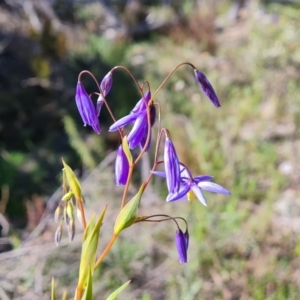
(100, 71), (113, 97)
(164, 137), (181, 194)
(115, 145), (129, 185)
(75, 82), (100, 134)
(175, 229), (188, 263)
(139, 105), (156, 151)
(96, 94), (104, 117)
(109, 93), (156, 150)
(194, 70), (221, 108)
(131, 91), (151, 113)
(152, 165), (230, 206)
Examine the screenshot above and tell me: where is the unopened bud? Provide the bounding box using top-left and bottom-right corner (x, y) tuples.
(62, 191), (74, 201)
(55, 222), (63, 245)
(63, 206), (69, 225)
(54, 206), (61, 223)
(66, 201), (74, 221)
(68, 219), (75, 242)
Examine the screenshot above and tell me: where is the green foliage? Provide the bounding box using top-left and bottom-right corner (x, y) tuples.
(3, 1), (300, 299)
(63, 115), (100, 169)
(106, 280), (130, 300)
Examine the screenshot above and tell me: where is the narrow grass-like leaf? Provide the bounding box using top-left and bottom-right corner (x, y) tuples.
(51, 277), (56, 300)
(61, 291), (67, 300)
(78, 206), (107, 288)
(83, 214), (96, 241)
(82, 266), (93, 300)
(106, 280), (131, 300)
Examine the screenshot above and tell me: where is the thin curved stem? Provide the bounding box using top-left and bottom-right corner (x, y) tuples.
(111, 66), (144, 97)
(150, 62), (196, 104)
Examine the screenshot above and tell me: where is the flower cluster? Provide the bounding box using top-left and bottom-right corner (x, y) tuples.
(72, 64), (230, 265)
(53, 62), (230, 297)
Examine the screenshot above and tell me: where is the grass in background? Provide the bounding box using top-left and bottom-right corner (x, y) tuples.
(2, 1), (300, 299)
(105, 2), (300, 299)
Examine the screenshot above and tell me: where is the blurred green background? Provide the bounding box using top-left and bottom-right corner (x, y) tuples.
(1, 0), (300, 299)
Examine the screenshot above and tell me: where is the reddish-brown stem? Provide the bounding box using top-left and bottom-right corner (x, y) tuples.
(94, 233), (118, 269)
(77, 198), (87, 230)
(111, 66), (144, 97)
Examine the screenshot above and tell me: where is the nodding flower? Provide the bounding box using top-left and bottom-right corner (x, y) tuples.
(152, 165), (230, 206)
(164, 137), (181, 195)
(100, 71), (113, 97)
(194, 70), (221, 108)
(75, 82), (100, 134)
(115, 145), (130, 186)
(175, 229), (188, 263)
(109, 92), (156, 150)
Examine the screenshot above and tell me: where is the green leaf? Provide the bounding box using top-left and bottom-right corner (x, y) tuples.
(106, 280), (131, 300)
(83, 214), (96, 241)
(122, 136), (132, 165)
(62, 158), (82, 201)
(61, 291), (67, 300)
(114, 185), (145, 234)
(78, 206), (107, 289)
(82, 266), (93, 300)
(51, 277), (57, 300)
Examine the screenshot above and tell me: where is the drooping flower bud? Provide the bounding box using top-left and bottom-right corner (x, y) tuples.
(164, 137), (181, 194)
(54, 222), (63, 246)
(100, 71), (113, 97)
(75, 82), (100, 133)
(54, 206), (61, 223)
(96, 94), (104, 117)
(184, 229), (189, 249)
(68, 219), (75, 242)
(175, 229), (188, 263)
(115, 145), (130, 185)
(194, 70), (221, 108)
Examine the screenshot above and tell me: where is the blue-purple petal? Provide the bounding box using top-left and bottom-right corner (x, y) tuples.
(127, 112), (147, 149)
(96, 95), (104, 117)
(193, 175), (214, 183)
(139, 126), (152, 152)
(131, 91), (151, 113)
(194, 70), (221, 108)
(175, 229), (188, 263)
(166, 184), (190, 202)
(151, 171), (166, 178)
(100, 72), (113, 96)
(75, 82), (100, 134)
(164, 138), (181, 194)
(115, 145), (129, 185)
(109, 112), (140, 132)
(198, 181), (231, 195)
(191, 184), (207, 206)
